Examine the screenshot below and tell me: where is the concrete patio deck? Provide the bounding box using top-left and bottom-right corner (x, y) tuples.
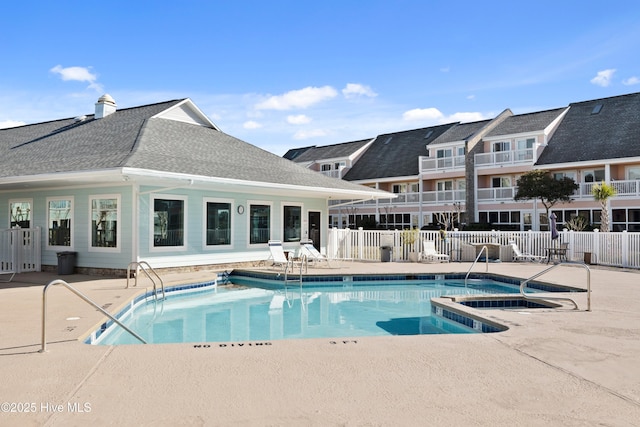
(1, 261), (639, 426)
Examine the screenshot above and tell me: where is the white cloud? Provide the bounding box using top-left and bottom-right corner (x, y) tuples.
(287, 114), (311, 124)
(440, 66), (450, 73)
(293, 129), (328, 140)
(402, 108), (444, 122)
(50, 65), (103, 92)
(467, 94), (476, 100)
(622, 76), (640, 86)
(448, 112), (487, 123)
(402, 107), (488, 124)
(255, 86), (338, 110)
(243, 120), (262, 129)
(0, 119), (26, 129)
(342, 83), (377, 99)
(590, 69), (616, 87)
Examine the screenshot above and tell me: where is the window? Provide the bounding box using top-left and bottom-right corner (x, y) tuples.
(90, 196), (119, 249)
(516, 138), (535, 161)
(321, 164), (331, 171)
(583, 169), (605, 182)
(437, 181), (453, 191)
(47, 197), (73, 247)
(553, 171), (576, 181)
(205, 200), (231, 246)
(627, 166), (640, 180)
(491, 177), (511, 187)
(250, 204), (271, 244)
(283, 205), (302, 242)
(493, 141), (510, 152)
(153, 197), (185, 247)
(436, 148), (453, 167)
(9, 200), (31, 228)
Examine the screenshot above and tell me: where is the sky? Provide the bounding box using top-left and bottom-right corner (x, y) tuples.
(2, 1), (640, 156)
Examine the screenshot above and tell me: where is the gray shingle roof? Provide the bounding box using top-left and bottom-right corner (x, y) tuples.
(0, 100), (182, 176)
(428, 120), (491, 145)
(342, 124), (456, 181)
(286, 139), (372, 163)
(0, 99), (387, 195)
(485, 108), (567, 137)
(536, 92), (640, 165)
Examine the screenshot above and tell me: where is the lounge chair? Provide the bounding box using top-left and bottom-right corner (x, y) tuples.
(509, 241), (544, 262)
(266, 240), (295, 269)
(420, 240), (449, 263)
(299, 239), (332, 267)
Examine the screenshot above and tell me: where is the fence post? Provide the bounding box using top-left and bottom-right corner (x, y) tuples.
(593, 229), (600, 264)
(622, 230), (629, 268)
(358, 227), (364, 261)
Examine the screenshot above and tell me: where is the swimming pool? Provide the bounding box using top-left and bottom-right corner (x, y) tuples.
(89, 273), (558, 345)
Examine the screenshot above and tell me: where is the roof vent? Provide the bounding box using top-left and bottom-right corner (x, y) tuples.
(423, 130), (433, 139)
(74, 115), (87, 122)
(95, 94), (117, 119)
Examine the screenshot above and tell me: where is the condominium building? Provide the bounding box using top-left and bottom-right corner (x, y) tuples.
(284, 91), (640, 232)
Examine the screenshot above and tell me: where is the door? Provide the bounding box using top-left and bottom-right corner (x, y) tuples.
(308, 211), (321, 250)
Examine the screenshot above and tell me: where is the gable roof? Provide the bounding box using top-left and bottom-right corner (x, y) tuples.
(0, 98), (390, 199)
(536, 92), (640, 165)
(283, 146), (315, 161)
(342, 123), (456, 181)
(485, 108), (567, 137)
(428, 120), (491, 145)
(286, 139), (373, 163)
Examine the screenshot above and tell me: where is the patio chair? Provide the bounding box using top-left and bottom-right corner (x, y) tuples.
(266, 240), (295, 270)
(509, 241), (544, 262)
(299, 239), (332, 267)
(420, 240), (449, 263)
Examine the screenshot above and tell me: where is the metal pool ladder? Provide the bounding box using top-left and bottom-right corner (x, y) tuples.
(519, 261), (591, 311)
(464, 245), (489, 290)
(126, 261), (165, 301)
(283, 254), (308, 310)
(40, 279), (147, 352)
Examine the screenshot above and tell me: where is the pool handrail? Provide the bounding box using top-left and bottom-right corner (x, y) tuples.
(126, 261), (165, 301)
(519, 261), (591, 311)
(464, 245), (489, 290)
(283, 254), (308, 310)
(40, 279), (147, 352)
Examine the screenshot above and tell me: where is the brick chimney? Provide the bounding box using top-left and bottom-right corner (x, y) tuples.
(95, 94), (117, 119)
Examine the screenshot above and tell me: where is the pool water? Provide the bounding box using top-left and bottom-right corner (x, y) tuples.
(94, 278), (527, 345)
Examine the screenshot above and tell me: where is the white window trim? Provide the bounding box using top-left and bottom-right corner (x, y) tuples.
(88, 194), (121, 253)
(203, 197), (234, 250)
(247, 200), (273, 246)
(281, 202), (304, 243)
(8, 198), (33, 228)
(626, 166), (640, 180)
(150, 194), (187, 253)
(46, 196), (74, 251)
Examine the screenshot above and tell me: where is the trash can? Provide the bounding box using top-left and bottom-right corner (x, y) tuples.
(380, 246), (392, 262)
(583, 252), (592, 265)
(57, 251), (77, 275)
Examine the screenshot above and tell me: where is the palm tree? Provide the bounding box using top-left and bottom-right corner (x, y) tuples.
(592, 183), (616, 232)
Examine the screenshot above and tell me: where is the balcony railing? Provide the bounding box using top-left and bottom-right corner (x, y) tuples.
(420, 155), (465, 173)
(574, 180), (640, 198)
(321, 170), (342, 179)
(477, 187), (517, 201)
(475, 149), (534, 167)
(422, 190), (465, 205)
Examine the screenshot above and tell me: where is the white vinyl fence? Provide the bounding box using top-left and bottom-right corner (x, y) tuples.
(327, 228), (640, 269)
(0, 228), (42, 276)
